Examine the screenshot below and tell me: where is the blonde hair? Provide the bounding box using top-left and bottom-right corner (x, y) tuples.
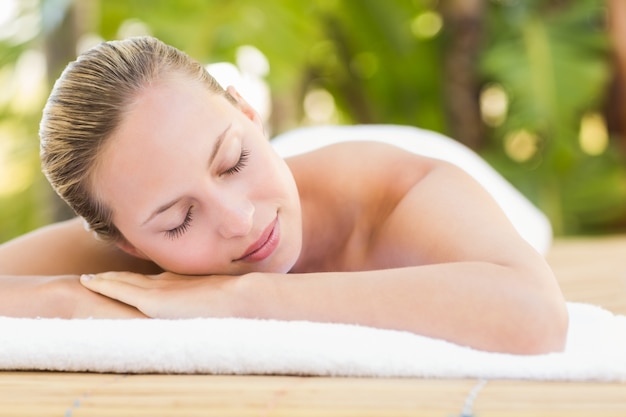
(40, 36), (234, 242)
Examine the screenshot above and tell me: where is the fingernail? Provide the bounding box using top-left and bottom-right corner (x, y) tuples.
(80, 274), (96, 282)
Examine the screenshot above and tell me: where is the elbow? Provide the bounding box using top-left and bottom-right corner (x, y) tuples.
(511, 295), (569, 355)
(494, 260), (570, 355)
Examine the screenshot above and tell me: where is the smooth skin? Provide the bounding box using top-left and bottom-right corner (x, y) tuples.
(0, 73), (568, 354)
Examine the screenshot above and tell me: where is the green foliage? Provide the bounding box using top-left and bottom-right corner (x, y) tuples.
(100, 1), (324, 95)
(0, 1), (51, 243)
(97, 0), (446, 131)
(300, 0), (446, 130)
(0, 0), (621, 242)
(480, 0), (620, 234)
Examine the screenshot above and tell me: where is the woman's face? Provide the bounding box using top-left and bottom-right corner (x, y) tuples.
(93, 73), (302, 275)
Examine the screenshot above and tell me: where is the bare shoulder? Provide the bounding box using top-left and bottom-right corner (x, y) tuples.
(366, 145), (543, 268)
(295, 142), (539, 267)
(287, 140), (438, 187)
(303, 140), (430, 164)
(288, 141), (432, 218)
(289, 141), (455, 263)
(286, 139), (544, 271)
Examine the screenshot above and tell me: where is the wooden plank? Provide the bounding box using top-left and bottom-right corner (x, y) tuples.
(0, 373), (477, 417)
(547, 236), (626, 315)
(475, 380), (626, 417)
(3, 372), (625, 416)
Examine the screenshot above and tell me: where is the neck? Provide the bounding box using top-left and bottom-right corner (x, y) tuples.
(287, 158), (355, 273)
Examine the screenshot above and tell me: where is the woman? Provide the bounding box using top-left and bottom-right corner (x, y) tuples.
(0, 37), (567, 354)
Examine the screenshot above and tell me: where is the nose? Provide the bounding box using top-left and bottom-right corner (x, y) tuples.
(216, 195), (255, 239)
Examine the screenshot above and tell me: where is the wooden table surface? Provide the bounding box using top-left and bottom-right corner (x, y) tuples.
(2, 236), (626, 417)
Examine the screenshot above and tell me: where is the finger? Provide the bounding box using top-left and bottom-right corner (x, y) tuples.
(83, 271), (162, 289)
(80, 273), (155, 311)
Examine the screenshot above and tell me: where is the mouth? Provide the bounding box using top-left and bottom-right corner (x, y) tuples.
(234, 216), (280, 263)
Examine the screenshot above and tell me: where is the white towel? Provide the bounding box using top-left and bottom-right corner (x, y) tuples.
(1, 302), (624, 381)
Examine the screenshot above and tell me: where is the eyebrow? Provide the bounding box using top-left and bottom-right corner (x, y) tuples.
(141, 123), (232, 227)
(209, 123), (232, 167)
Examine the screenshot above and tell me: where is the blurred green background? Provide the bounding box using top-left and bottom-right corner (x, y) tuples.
(1, 0), (625, 242)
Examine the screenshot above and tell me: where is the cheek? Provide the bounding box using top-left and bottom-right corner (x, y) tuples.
(147, 239), (222, 275)
(262, 153), (297, 193)
(246, 151), (284, 192)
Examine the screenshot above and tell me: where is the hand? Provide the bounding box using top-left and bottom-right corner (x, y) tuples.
(80, 271), (243, 319)
(62, 276), (148, 319)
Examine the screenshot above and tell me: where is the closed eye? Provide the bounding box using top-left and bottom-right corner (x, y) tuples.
(223, 148), (250, 175)
(164, 207), (193, 240)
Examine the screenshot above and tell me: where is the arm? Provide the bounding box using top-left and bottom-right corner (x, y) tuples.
(80, 157), (568, 354)
(0, 275), (146, 318)
(0, 217), (157, 318)
(0, 217), (160, 275)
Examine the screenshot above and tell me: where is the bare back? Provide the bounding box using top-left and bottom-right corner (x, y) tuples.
(287, 141), (545, 277)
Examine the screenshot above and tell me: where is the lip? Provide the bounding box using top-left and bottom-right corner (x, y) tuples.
(234, 216), (280, 262)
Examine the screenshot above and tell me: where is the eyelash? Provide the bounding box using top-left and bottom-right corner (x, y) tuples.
(163, 149), (250, 240)
(223, 148), (250, 175)
(165, 207), (193, 240)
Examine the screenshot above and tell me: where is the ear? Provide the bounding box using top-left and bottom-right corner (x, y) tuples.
(226, 86), (264, 130)
(115, 238), (151, 261)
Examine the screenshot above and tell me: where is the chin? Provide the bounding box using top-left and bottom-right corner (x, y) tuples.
(255, 244), (300, 274)
(278, 243), (302, 273)
(274, 259), (297, 274)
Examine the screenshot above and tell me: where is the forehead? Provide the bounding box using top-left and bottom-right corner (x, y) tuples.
(103, 74), (232, 160)
(126, 74), (226, 125)
(90, 75), (234, 213)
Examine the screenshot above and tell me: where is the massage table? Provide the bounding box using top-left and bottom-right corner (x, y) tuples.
(0, 235), (625, 416)
(1, 125), (625, 416)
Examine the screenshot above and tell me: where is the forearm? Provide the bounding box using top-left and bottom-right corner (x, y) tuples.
(244, 262), (568, 354)
(77, 260), (568, 353)
(0, 218), (160, 275)
(0, 275), (146, 319)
